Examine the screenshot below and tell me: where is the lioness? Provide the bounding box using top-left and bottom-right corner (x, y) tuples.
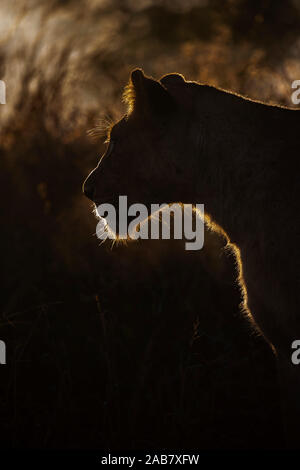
(83, 69), (300, 446)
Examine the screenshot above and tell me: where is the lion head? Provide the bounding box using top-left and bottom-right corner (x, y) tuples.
(83, 69), (201, 223)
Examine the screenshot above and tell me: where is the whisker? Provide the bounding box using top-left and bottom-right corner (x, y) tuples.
(87, 116), (115, 141)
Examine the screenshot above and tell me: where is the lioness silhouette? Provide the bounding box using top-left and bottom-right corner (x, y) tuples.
(83, 69), (300, 446)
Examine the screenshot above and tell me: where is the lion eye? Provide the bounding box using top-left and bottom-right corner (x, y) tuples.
(100, 140), (114, 163)
(106, 140), (114, 156)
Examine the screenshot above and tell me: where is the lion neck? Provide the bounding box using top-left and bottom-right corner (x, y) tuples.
(190, 86), (288, 247)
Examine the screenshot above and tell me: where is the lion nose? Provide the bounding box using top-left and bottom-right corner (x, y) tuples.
(83, 174), (96, 201)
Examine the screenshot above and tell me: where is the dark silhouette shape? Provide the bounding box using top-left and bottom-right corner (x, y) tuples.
(83, 69), (300, 446)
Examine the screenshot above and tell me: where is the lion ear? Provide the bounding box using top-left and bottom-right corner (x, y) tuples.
(160, 73), (193, 111)
(160, 73), (186, 87)
(130, 69), (145, 88)
(129, 68), (176, 117)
